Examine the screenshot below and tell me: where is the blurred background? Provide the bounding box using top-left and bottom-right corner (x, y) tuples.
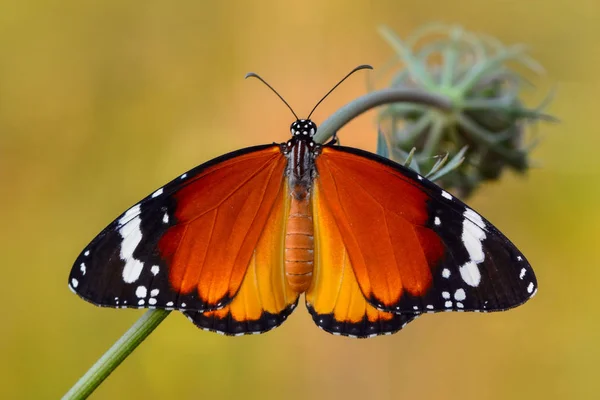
(0, 0), (597, 399)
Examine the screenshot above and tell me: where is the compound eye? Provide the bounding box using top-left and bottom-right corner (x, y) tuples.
(291, 122), (303, 136)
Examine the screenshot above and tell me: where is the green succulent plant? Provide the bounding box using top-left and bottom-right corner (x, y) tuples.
(373, 24), (554, 197)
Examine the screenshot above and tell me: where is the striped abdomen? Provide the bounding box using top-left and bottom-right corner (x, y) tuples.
(285, 192), (314, 293)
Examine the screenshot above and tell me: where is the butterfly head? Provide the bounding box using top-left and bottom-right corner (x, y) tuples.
(291, 119), (317, 137)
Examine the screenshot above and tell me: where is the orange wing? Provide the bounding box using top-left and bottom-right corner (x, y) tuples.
(314, 145), (535, 315)
(314, 146), (443, 313)
(158, 146), (288, 310)
(185, 181), (300, 335)
(70, 145), (297, 319)
(306, 183), (418, 337)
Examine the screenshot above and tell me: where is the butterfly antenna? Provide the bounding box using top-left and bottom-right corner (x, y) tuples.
(307, 64), (373, 119)
(245, 72), (299, 120)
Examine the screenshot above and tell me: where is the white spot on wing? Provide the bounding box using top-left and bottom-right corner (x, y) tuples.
(148, 298), (157, 305)
(519, 268), (526, 280)
(458, 207), (487, 287)
(150, 289), (159, 297)
(166, 301), (174, 307)
(442, 268), (451, 278)
(464, 208), (485, 229)
(441, 190), (452, 200)
(138, 299), (145, 306)
(151, 188), (163, 198)
(84, 250), (90, 257)
(162, 213), (169, 224)
(442, 291), (450, 299)
(454, 288), (466, 301)
(527, 282), (535, 293)
(135, 286), (147, 298)
(434, 216), (441, 226)
(459, 261), (482, 287)
(445, 301), (452, 308)
(80, 263), (86, 275)
(119, 204), (141, 225)
(119, 205), (145, 283)
(462, 219), (486, 263)
(180, 173), (187, 179)
(120, 248), (144, 282)
(150, 265), (159, 276)
(71, 278), (79, 288)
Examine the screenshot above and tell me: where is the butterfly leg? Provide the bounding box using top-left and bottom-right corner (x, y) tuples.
(324, 132), (339, 146)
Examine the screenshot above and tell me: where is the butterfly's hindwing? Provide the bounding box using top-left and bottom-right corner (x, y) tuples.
(185, 300), (299, 336)
(306, 303), (418, 338)
(306, 182), (419, 338)
(184, 180), (300, 336)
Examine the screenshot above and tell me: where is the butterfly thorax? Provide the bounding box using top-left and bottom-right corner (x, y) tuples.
(281, 119), (320, 200)
(280, 119), (320, 293)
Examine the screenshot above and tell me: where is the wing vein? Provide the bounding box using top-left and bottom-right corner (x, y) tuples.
(184, 153), (281, 226)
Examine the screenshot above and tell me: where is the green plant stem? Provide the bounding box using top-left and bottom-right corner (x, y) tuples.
(63, 87), (453, 400)
(62, 309), (170, 400)
(314, 88), (452, 143)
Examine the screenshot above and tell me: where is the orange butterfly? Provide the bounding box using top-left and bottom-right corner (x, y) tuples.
(69, 68), (537, 337)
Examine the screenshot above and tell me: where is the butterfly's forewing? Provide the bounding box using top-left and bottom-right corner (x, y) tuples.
(306, 183), (418, 338)
(185, 182), (300, 335)
(314, 145), (537, 314)
(69, 144), (290, 313)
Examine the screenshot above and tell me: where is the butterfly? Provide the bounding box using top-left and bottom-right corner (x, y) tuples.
(68, 67), (537, 338)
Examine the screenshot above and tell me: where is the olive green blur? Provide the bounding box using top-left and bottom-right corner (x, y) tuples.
(0, 1), (596, 399)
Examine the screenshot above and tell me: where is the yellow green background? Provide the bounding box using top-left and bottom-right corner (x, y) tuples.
(1, 1), (596, 399)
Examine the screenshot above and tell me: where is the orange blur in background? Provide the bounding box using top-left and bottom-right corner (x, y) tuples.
(0, 1), (597, 399)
